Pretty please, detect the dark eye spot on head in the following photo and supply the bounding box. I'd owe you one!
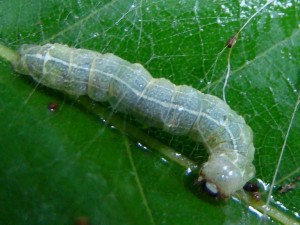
[194,178,219,198]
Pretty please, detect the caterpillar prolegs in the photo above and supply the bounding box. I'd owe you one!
[14,43,255,197]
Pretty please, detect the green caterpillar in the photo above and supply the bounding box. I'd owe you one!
[14,43,255,197]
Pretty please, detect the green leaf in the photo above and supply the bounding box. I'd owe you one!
[0,0,299,224]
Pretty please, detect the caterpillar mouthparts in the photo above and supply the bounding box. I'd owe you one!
[14,43,255,197]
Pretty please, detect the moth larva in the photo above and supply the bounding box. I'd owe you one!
[13,43,255,197]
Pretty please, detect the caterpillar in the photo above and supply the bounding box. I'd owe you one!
[13,43,256,197]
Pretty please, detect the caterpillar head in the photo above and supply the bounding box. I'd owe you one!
[198,153,255,197]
